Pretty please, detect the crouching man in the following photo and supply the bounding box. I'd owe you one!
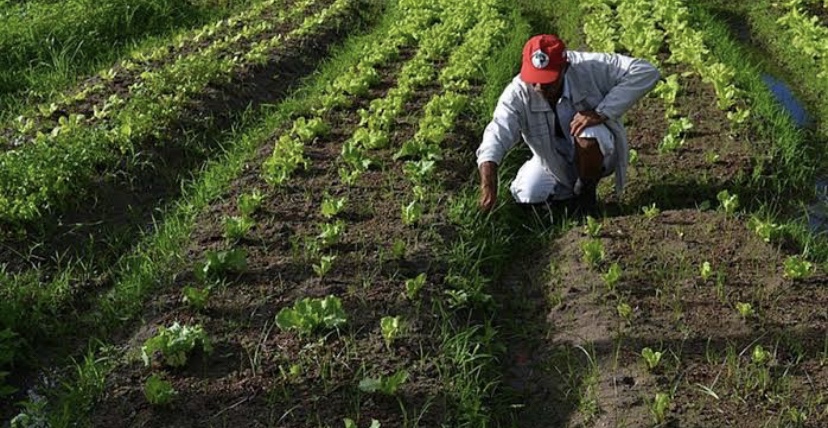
[477,34,660,215]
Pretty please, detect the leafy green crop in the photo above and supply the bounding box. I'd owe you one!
[195,248,247,282]
[141,322,212,368]
[783,255,813,279]
[580,239,605,267]
[224,215,255,241]
[144,374,177,405]
[182,286,210,311]
[380,316,403,346]
[641,347,663,371]
[358,370,408,395]
[238,189,265,218]
[275,295,347,335]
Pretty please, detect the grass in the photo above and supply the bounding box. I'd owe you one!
[0,0,255,119]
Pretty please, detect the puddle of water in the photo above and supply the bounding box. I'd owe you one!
[761,74,812,128]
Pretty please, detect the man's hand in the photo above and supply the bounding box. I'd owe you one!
[479,161,498,212]
[570,110,606,137]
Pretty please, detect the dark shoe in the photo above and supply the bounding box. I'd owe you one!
[576,181,600,218]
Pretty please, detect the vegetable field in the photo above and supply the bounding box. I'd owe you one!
[1,0,826,426]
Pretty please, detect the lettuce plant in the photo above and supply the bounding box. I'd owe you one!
[141,322,212,368]
[275,295,347,335]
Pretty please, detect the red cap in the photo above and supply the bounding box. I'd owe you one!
[520,34,568,84]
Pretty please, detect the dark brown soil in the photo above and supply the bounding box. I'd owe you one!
[85,48,485,425]
[490,46,826,428]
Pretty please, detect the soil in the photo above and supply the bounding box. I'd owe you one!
[84,45,486,425]
[490,45,827,428]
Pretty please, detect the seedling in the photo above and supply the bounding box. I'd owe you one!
[583,215,603,237]
[642,203,660,220]
[195,248,247,282]
[580,239,605,267]
[391,238,407,260]
[747,216,780,243]
[405,273,426,300]
[704,150,720,164]
[700,261,713,282]
[717,190,739,215]
[617,302,633,323]
[238,189,264,217]
[141,322,212,368]
[752,345,771,365]
[344,419,381,428]
[783,255,812,279]
[641,347,663,370]
[321,194,348,219]
[223,216,255,241]
[735,302,754,319]
[182,286,210,310]
[318,220,346,248]
[650,392,671,424]
[629,148,639,165]
[402,200,423,225]
[602,263,621,292]
[358,370,408,395]
[275,295,347,335]
[380,316,403,347]
[312,255,337,278]
[144,374,177,405]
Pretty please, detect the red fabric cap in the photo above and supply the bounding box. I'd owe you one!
[520,34,568,84]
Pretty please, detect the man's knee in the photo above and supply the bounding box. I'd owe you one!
[575,136,599,150]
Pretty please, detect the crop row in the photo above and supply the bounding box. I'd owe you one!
[778,0,828,79]
[0,0,357,224]
[0,0,282,129]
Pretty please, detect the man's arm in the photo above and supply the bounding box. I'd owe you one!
[479,161,498,212]
[591,53,661,120]
[476,81,523,211]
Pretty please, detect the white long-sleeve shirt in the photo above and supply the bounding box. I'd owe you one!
[476,51,660,196]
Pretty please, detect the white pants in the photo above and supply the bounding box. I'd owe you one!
[510,125,617,203]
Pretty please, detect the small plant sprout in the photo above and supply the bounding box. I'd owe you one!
[642,203,660,220]
[223,216,255,241]
[321,194,348,219]
[402,200,423,225]
[629,148,639,165]
[583,215,603,237]
[318,220,346,248]
[141,322,213,368]
[751,345,772,365]
[312,255,337,278]
[380,316,403,347]
[735,302,754,319]
[404,273,426,300]
[650,392,671,424]
[602,262,621,291]
[700,261,713,282]
[144,374,177,405]
[195,248,247,282]
[182,286,210,310]
[641,347,663,371]
[391,238,406,259]
[580,239,605,267]
[358,370,409,395]
[344,418,381,428]
[786,407,808,425]
[275,295,347,335]
[238,189,264,217]
[704,150,720,164]
[747,215,781,243]
[717,190,739,215]
[617,302,633,323]
[783,255,813,280]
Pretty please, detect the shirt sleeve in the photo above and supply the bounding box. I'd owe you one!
[476,82,523,166]
[593,53,660,120]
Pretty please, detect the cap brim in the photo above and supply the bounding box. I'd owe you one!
[520,64,563,84]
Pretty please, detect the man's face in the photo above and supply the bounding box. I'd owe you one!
[530,64,567,102]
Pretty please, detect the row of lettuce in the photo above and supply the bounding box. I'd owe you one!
[0,0,371,413]
[0,0,254,112]
[4,0,516,425]
[0,0,346,223]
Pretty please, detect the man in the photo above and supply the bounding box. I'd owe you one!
[477,34,660,214]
